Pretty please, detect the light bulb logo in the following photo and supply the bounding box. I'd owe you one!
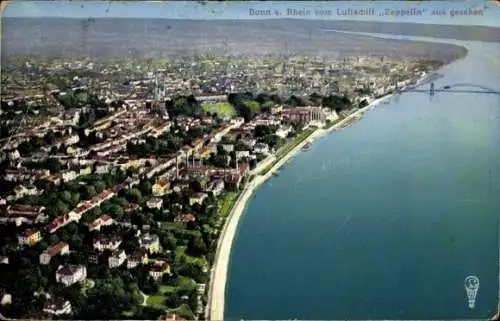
[464,275,480,309]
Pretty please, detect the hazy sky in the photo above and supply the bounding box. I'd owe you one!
[3,1,500,27]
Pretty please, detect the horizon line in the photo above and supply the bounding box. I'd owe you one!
[3,16,500,29]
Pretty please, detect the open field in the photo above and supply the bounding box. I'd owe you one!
[201,103,236,117]
[146,285,176,308]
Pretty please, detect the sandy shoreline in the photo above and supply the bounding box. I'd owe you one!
[206,92,395,321]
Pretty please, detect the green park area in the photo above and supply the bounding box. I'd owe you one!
[218,191,239,218]
[146,285,176,309]
[323,117,344,130]
[201,102,236,117]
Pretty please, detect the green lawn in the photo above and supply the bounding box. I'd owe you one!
[177,276,196,287]
[159,285,176,294]
[201,102,236,117]
[122,310,134,317]
[80,279,94,295]
[218,191,239,218]
[146,294,166,309]
[145,285,176,310]
[176,245,208,266]
[175,246,187,257]
[323,117,344,130]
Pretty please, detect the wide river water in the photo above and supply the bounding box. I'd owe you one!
[225,34,500,320]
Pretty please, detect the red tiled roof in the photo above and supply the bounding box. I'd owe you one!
[125,203,140,212]
[45,222,59,233]
[150,261,169,272]
[46,215,69,232]
[147,198,162,204]
[94,235,121,245]
[22,228,39,237]
[110,183,126,193]
[88,220,101,229]
[174,214,196,223]
[128,250,146,261]
[75,204,90,214]
[100,214,112,222]
[57,265,83,276]
[111,249,125,257]
[45,242,68,257]
[8,204,44,217]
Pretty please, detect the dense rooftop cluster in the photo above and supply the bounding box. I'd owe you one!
[0,55,441,320]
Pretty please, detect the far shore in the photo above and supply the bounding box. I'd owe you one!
[206,91,396,321]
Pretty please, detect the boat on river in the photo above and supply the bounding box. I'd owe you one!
[301,141,312,151]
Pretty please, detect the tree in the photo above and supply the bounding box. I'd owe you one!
[138,181,152,195]
[254,125,273,138]
[219,135,232,145]
[17,140,33,156]
[108,204,124,218]
[83,208,102,223]
[309,92,323,106]
[261,134,281,149]
[70,193,81,207]
[84,186,97,199]
[126,188,142,203]
[46,158,62,173]
[359,99,369,108]
[60,191,72,204]
[321,94,352,111]
[54,200,70,216]
[94,180,106,193]
[286,95,308,107]
[49,234,60,245]
[113,197,129,208]
[189,180,202,194]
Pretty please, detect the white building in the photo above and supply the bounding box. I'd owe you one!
[9,150,20,160]
[55,265,87,286]
[275,125,292,139]
[146,198,163,210]
[127,251,148,269]
[93,235,122,252]
[0,292,11,306]
[108,250,127,268]
[64,134,80,146]
[61,170,77,183]
[95,162,110,174]
[221,144,234,153]
[13,184,39,199]
[253,143,270,155]
[43,298,72,316]
[205,179,225,197]
[235,150,250,159]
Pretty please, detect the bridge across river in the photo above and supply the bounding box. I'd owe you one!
[398,82,500,96]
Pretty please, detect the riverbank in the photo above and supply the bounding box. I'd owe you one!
[206,92,395,321]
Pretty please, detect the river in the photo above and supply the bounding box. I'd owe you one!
[224,33,500,320]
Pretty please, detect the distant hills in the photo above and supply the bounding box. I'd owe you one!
[2,18,498,62]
